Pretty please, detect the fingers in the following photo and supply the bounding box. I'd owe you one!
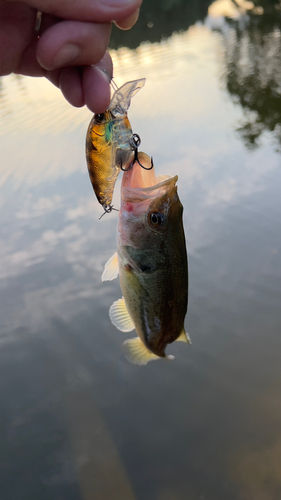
[6,0,143,24]
[83,57,113,113]
[57,65,111,113]
[0,2,36,75]
[37,20,111,71]
[2,0,143,113]
[14,39,45,77]
[58,66,85,108]
[36,18,113,112]
[45,52,113,113]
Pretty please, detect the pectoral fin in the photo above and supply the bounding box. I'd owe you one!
[109,297,135,332]
[176,329,192,344]
[102,252,119,281]
[123,337,160,365]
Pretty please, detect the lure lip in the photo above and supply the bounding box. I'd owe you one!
[109,78,146,115]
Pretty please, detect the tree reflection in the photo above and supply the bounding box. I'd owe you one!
[109,0,212,49]
[223,2,281,149]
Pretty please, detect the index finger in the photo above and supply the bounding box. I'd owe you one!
[5,0,143,23]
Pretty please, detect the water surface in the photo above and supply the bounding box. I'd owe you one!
[1,2,281,499]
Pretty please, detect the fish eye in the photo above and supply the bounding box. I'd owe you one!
[95,113,105,123]
[149,212,164,228]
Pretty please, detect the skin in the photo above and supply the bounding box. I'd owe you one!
[0,0,142,113]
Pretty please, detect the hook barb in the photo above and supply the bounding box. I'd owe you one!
[120,157,134,172]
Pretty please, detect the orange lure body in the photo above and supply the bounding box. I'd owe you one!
[86,79,146,212]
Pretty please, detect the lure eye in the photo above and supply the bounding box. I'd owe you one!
[95,113,105,123]
[149,212,164,228]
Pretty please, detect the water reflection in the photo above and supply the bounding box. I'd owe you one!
[110,0,213,49]
[1,4,281,500]
[219,3,281,148]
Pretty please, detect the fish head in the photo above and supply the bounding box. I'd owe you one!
[118,153,181,249]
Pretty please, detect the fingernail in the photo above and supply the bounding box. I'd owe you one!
[53,44,80,68]
[115,9,140,30]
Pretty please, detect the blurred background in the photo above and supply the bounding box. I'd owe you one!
[1,1,281,499]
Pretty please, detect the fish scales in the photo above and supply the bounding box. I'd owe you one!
[103,152,190,365]
[118,174,188,356]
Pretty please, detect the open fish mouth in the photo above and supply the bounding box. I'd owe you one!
[121,153,178,203]
[122,175,178,203]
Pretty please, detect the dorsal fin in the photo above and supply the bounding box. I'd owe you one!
[109,297,135,332]
[101,252,119,281]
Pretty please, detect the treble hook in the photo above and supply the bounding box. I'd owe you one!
[135,150,154,170]
[99,205,119,220]
[120,159,133,172]
[120,134,154,171]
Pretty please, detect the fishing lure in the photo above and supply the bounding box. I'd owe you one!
[85,79,146,216]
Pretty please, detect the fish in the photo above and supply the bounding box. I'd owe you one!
[102,153,190,365]
[85,79,146,214]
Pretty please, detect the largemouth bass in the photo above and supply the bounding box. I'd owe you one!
[102,153,190,365]
[85,79,145,214]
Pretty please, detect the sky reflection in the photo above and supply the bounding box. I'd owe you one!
[1,7,281,500]
[0,16,280,333]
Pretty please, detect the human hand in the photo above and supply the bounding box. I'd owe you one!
[0,0,142,113]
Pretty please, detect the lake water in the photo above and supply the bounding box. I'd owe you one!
[1,1,281,499]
